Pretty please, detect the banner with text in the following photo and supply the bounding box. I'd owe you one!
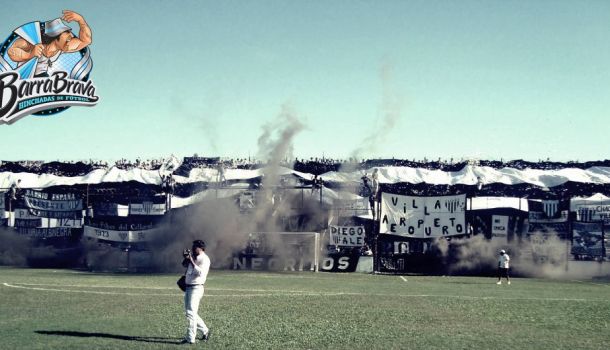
[329,226,365,247]
[13,208,83,227]
[24,189,82,211]
[380,193,466,238]
[572,204,610,225]
[83,225,154,243]
[16,227,75,238]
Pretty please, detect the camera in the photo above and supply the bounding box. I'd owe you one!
[183,248,191,258]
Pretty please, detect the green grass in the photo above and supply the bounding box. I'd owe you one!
[0,267,609,350]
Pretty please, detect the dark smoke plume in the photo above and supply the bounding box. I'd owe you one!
[0,227,28,266]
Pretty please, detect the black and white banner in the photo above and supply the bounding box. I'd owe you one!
[129,202,166,216]
[329,226,365,247]
[16,227,74,238]
[83,225,154,243]
[571,222,604,257]
[572,204,610,224]
[94,202,129,217]
[528,199,569,223]
[380,193,466,237]
[24,189,82,211]
[13,208,82,228]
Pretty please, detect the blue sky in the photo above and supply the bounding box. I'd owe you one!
[1,0,609,162]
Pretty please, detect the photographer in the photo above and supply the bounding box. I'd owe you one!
[181,240,211,344]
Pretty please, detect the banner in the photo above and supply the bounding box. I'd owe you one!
[16,227,73,238]
[14,207,82,220]
[94,202,129,217]
[380,193,466,237]
[129,202,166,216]
[491,215,509,235]
[87,218,156,232]
[329,225,365,247]
[571,222,604,257]
[13,208,82,227]
[23,189,82,211]
[319,253,360,272]
[570,194,610,224]
[528,199,569,223]
[231,253,317,272]
[83,225,153,243]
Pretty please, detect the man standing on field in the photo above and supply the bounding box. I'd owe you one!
[497,249,510,285]
[181,240,211,344]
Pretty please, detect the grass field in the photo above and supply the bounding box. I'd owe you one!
[0,267,609,350]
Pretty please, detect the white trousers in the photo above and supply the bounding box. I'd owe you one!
[184,285,208,342]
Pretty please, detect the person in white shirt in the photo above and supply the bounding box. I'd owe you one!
[181,240,211,344]
[497,249,511,285]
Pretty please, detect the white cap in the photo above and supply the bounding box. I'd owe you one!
[44,18,72,38]
[500,249,506,254]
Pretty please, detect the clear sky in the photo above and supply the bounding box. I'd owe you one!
[1,0,609,162]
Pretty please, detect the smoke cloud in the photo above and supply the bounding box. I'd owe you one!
[350,62,403,160]
[437,231,609,278]
[139,104,312,272]
[0,227,28,266]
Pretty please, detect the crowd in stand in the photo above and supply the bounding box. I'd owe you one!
[113,158,165,171]
[2,157,610,178]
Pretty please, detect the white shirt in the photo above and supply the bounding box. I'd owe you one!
[499,254,510,269]
[185,252,210,285]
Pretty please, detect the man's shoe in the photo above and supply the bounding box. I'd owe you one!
[201,329,211,342]
[507,281,511,285]
[496,281,501,285]
[180,339,195,345]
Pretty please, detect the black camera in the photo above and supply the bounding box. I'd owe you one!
[183,248,191,258]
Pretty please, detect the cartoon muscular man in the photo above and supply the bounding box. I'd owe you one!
[7,10,92,77]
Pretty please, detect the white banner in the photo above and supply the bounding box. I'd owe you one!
[380,193,466,238]
[13,208,82,228]
[572,204,610,224]
[491,215,509,235]
[83,225,153,242]
[329,226,365,247]
[129,202,166,216]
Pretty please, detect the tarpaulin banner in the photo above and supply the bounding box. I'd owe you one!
[129,202,166,216]
[23,189,82,211]
[16,227,74,238]
[380,193,466,237]
[570,195,610,224]
[93,202,129,217]
[13,208,83,226]
[571,222,604,257]
[329,225,365,247]
[83,225,153,243]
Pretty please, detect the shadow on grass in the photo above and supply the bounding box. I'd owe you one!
[35,330,183,345]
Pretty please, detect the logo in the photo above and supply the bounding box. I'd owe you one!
[0,10,98,124]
